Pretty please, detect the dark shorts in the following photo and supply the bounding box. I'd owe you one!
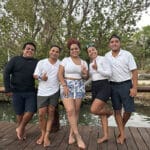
[37,90,60,109]
[12,92,37,115]
[110,80,135,112]
[92,79,111,103]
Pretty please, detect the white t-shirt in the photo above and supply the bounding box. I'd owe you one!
[60,57,88,79]
[89,56,112,81]
[34,58,60,96]
[105,49,137,82]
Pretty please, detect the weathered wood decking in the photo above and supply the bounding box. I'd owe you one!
[0,121,150,150]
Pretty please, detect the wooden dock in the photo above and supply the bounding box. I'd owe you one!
[0,121,150,150]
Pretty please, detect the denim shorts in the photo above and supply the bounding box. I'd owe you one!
[92,79,111,102]
[60,79,85,100]
[12,92,37,115]
[110,80,135,112]
[37,90,60,109]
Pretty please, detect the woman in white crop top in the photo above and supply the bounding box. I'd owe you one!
[58,38,88,149]
[87,45,113,144]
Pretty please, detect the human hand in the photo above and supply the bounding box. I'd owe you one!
[92,60,97,70]
[63,85,69,98]
[130,88,137,97]
[81,63,88,77]
[41,72,48,81]
[5,92,13,97]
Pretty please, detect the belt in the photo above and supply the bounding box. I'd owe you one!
[110,80,131,85]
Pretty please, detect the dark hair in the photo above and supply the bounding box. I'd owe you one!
[50,45,62,52]
[67,38,81,49]
[22,42,36,51]
[109,34,121,41]
[86,44,96,50]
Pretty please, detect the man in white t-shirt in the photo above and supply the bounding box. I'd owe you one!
[33,45,61,147]
[105,35,138,144]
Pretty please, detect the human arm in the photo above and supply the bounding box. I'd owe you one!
[130,69,138,97]
[3,58,15,93]
[128,53,138,97]
[58,65,69,96]
[33,73,48,81]
[96,57,112,78]
[81,60,89,79]
[33,61,48,81]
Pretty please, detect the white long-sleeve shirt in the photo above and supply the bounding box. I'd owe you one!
[89,56,112,81]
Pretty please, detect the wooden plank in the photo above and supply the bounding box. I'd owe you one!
[85,126,98,150]
[137,86,150,92]
[114,127,128,150]
[0,121,30,150]
[0,122,16,144]
[67,125,91,150]
[138,127,150,150]
[1,86,150,94]
[52,125,69,150]
[125,127,138,150]
[51,126,68,147]
[7,124,37,150]
[97,126,108,150]
[0,122,150,150]
[146,128,150,136]
[24,125,69,150]
[0,122,16,140]
[0,122,15,135]
[107,126,118,150]
[129,127,148,150]
[47,126,69,150]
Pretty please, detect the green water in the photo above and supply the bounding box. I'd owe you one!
[0,102,150,127]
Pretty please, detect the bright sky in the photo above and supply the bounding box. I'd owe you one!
[136,7,150,29]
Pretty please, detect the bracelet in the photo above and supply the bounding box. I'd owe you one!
[38,76,42,81]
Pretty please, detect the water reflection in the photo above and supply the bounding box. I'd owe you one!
[0,102,150,127]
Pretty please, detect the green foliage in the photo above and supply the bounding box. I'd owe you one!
[0,73,3,86]
[0,0,150,70]
[128,26,150,71]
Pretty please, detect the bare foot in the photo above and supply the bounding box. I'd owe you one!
[117,136,126,144]
[117,134,126,140]
[36,135,44,145]
[76,135,86,149]
[23,132,27,140]
[97,137,108,144]
[43,136,51,147]
[69,135,76,144]
[16,128,23,140]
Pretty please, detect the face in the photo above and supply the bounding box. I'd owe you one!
[23,44,35,58]
[69,44,80,57]
[109,37,121,52]
[49,46,60,60]
[87,46,98,60]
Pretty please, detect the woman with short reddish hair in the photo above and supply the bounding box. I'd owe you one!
[58,38,88,149]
